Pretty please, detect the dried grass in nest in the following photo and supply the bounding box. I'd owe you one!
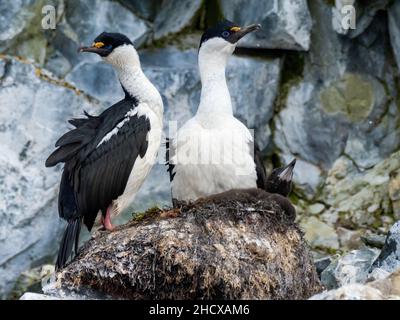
[57,188,322,299]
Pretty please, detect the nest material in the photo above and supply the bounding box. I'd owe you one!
[57,188,322,299]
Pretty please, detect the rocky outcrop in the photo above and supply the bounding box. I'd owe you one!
[320,248,379,289]
[371,221,400,275]
[310,269,400,300]
[284,0,400,256]
[153,0,203,40]
[311,219,400,300]
[0,55,100,299]
[220,0,312,50]
[50,189,322,300]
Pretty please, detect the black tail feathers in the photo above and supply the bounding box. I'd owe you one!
[56,218,82,270]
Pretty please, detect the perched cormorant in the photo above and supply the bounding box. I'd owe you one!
[46,32,163,269]
[167,20,268,203]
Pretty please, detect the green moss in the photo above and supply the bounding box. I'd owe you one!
[132,206,161,222]
[7,0,52,65]
[289,192,301,206]
[320,73,374,122]
[317,246,341,256]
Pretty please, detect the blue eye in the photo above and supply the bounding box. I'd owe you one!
[104,44,113,50]
[222,31,230,38]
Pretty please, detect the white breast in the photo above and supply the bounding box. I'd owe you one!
[170,114,257,202]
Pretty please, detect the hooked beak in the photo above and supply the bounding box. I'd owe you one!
[78,46,111,57]
[230,23,261,43]
[278,158,296,182]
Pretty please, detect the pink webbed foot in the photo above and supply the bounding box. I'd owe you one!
[102,206,115,231]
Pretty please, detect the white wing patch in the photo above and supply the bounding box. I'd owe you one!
[96,105,148,149]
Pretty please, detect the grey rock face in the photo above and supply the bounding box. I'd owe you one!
[274,0,399,200]
[310,269,400,300]
[0,0,36,50]
[320,248,380,290]
[153,0,203,40]
[332,0,390,37]
[64,0,149,46]
[388,0,400,69]
[315,256,333,277]
[321,152,399,232]
[310,283,385,300]
[65,61,124,106]
[46,0,149,76]
[220,0,312,50]
[117,0,161,21]
[371,222,400,274]
[0,56,101,299]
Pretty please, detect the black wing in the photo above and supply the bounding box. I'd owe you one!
[254,142,267,190]
[46,98,150,231]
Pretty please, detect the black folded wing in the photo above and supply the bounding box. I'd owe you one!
[46,99,150,230]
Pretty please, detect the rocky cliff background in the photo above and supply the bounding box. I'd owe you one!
[0,0,400,299]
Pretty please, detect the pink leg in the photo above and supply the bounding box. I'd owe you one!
[102,206,114,231]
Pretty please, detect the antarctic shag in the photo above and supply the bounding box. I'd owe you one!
[46,32,163,269]
[167,20,266,202]
[166,20,297,204]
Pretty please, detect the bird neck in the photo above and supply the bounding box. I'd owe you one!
[196,51,233,117]
[116,62,163,118]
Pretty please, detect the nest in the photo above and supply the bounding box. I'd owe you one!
[56,188,322,299]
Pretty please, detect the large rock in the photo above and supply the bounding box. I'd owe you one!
[275,3,396,164]
[332,0,390,37]
[310,269,400,300]
[220,0,312,50]
[388,0,400,69]
[153,0,203,40]
[117,0,161,21]
[52,189,322,299]
[300,216,339,251]
[45,0,149,76]
[0,0,38,51]
[274,0,400,204]
[321,152,399,232]
[0,56,101,299]
[371,221,400,274]
[0,0,64,64]
[320,248,379,289]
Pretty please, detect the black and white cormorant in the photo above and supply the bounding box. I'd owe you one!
[167,20,267,203]
[46,32,163,269]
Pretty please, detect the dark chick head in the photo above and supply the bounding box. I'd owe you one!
[79,32,139,68]
[199,20,261,53]
[265,159,296,197]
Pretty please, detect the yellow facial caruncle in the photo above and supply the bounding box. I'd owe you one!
[230,26,241,32]
[92,42,105,48]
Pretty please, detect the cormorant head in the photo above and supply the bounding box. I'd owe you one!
[265,159,296,197]
[79,32,139,69]
[199,20,261,57]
